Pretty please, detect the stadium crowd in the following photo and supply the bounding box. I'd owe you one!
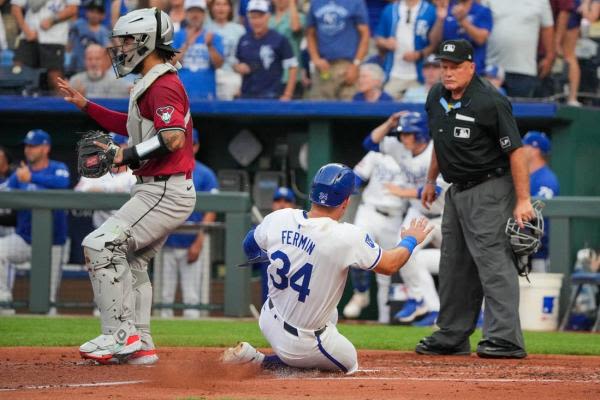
[1,0,599,103]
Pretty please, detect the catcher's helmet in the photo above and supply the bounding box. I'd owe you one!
[392,112,429,143]
[108,8,177,78]
[309,163,355,207]
[523,131,551,154]
[505,200,545,257]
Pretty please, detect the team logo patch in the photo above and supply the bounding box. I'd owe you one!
[500,136,511,148]
[318,192,328,203]
[365,234,375,249]
[156,106,175,124]
[454,126,470,139]
[443,43,455,52]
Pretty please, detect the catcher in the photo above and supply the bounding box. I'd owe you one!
[57,8,196,365]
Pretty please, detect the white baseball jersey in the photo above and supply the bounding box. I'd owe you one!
[254,208,382,330]
[379,137,445,215]
[354,151,408,213]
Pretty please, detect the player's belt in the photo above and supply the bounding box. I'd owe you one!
[361,203,403,217]
[136,175,172,184]
[268,298,327,337]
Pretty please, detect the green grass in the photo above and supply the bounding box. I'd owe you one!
[0,316,599,355]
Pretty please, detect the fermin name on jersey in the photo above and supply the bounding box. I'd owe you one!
[281,230,316,255]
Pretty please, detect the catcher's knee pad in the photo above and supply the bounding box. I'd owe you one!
[82,221,131,271]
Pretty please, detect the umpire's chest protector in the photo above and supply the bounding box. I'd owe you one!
[126,63,179,148]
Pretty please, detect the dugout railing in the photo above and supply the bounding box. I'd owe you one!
[0,192,599,320]
[0,190,252,317]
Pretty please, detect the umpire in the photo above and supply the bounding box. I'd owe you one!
[417,39,535,359]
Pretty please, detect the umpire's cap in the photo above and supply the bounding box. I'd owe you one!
[309,163,355,207]
[436,39,473,63]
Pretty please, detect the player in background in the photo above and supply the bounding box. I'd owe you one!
[160,128,218,318]
[0,130,70,316]
[343,151,408,324]
[363,112,444,326]
[523,131,559,273]
[223,163,433,373]
[57,8,196,365]
[0,146,16,239]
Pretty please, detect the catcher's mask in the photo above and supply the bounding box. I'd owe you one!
[108,7,177,78]
[505,200,545,257]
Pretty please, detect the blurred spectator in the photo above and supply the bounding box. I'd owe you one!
[375,0,442,100]
[11,0,80,93]
[208,0,245,99]
[76,0,112,28]
[0,130,70,315]
[0,0,7,50]
[110,0,162,27]
[435,0,492,74]
[238,0,250,25]
[173,0,224,100]
[366,0,388,34]
[483,64,506,95]
[352,63,393,102]
[234,0,298,99]
[0,146,16,239]
[551,0,582,106]
[485,0,555,98]
[269,0,305,98]
[523,131,560,273]
[580,0,600,22]
[74,133,135,229]
[306,0,370,100]
[68,43,130,98]
[160,129,218,319]
[68,0,110,74]
[272,186,296,210]
[169,0,186,32]
[402,54,441,103]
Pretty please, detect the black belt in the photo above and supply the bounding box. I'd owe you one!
[136,174,172,184]
[268,298,326,337]
[453,168,506,192]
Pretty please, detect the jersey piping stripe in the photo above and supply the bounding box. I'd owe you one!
[367,247,382,270]
[131,181,167,228]
[316,335,348,373]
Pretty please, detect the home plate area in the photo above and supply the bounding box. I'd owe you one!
[0,348,599,399]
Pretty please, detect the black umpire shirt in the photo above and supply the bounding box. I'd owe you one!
[425,75,522,184]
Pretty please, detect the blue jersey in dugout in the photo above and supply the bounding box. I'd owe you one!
[530,165,560,260]
[173,29,225,100]
[7,160,70,245]
[164,161,218,248]
[306,0,369,61]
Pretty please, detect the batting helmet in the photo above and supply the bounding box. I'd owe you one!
[309,163,355,207]
[392,112,429,143]
[505,200,545,257]
[109,8,177,78]
[523,131,551,154]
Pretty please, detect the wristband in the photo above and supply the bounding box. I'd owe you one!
[353,58,361,66]
[398,236,418,255]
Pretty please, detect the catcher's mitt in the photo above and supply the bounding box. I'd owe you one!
[77,130,119,178]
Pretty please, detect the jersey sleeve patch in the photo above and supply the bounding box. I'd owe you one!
[156,106,175,124]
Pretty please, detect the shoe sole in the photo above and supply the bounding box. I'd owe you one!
[126,349,159,365]
[415,346,471,356]
[396,306,428,323]
[476,351,527,359]
[80,336,142,363]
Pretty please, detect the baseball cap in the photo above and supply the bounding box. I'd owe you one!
[436,39,473,63]
[273,187,295,203]
[523,131,551,154]
[485,64,505,81]
[423,54,440,67]
[192,128,199,145]
[247,0,270,13]
[110,132,128,146]
[184,0,206,11]
[23,129,51,146]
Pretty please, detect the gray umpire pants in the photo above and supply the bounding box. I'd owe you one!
[430,174,525,350]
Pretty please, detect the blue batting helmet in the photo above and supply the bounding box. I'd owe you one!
[523,131,550,154]
[309,163,355,207]
[392,112,429,142]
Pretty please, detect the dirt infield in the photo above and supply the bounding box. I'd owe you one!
[1,347,599,399]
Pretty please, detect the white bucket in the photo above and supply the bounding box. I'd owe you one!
[518,273,564,331]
